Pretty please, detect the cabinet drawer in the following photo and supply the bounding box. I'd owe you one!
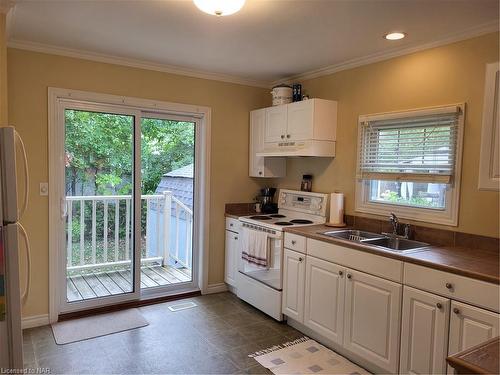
[225,217,240,232]
[284,233,306,253]
[404,263,500,312]
[307,239,403,282]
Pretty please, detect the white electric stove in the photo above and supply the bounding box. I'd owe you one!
[236,189,329,321]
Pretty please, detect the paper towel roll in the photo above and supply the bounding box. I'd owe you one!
[329,192,345,225]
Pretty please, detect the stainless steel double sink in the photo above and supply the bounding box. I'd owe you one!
[321,229,429,253]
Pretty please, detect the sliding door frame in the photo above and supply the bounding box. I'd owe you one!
[48,88,211,322]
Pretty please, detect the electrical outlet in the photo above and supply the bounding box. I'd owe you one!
[40,182,49,196]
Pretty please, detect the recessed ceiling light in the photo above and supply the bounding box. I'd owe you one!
[384,32,406,41]
[193,0,246,16]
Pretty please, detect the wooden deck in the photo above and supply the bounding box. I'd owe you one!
[66,265,192,302]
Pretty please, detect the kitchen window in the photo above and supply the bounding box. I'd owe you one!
[355,104,465,226]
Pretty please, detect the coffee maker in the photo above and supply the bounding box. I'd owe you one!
[258,187,278,214]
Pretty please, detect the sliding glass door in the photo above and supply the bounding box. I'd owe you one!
[60,102,198,312]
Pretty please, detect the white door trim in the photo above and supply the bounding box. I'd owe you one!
[48,87,211,323]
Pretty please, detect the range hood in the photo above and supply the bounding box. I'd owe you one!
[257,139,336,157]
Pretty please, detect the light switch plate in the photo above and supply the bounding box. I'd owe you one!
[39,182,49,196]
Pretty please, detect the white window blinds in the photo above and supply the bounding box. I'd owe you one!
[357,105,462,183]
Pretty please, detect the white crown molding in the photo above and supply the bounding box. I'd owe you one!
[272,20,500,86]
[7,39,272,88]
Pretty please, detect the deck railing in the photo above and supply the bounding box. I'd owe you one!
[65,192,193,273]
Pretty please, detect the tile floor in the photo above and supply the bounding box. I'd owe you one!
[23,292,304,374]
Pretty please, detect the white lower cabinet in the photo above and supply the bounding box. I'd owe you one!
[400,286,450,374]
[282,248,306,322]
[224,229,239,287]
[304,256,345,345]
[279,236,500,375]
[448,300,499,355]
[343,268,402,374]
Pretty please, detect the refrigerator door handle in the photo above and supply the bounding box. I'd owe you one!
[14,130,29,220]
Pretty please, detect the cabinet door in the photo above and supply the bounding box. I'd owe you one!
[249,109,265,177]
[287,100,313,141]
[224,230,239,287]
[400,286,450,374]
[344,269,402,374]
[264,105,287,143]
[304,256,345,345]
[448,301,499,356]
[282,248,306,322]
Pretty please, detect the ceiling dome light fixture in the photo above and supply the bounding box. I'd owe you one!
[384,32,406,41]
[193,0,246,16]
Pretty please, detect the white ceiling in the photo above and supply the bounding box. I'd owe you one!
[7,0,500,86]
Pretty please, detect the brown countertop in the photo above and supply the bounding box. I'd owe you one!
[447,337,499,374]
[283,224,500,284]
[224,203,256,219]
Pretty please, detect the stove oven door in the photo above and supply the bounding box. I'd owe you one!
[238,226,283,291]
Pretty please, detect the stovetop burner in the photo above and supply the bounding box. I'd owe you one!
[249,215,272,220]
[269,214,286,218]
[274,222,293,226]
[290,219,314,224]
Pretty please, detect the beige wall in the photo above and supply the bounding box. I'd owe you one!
[0,13,7,124]
[7,48,269,317]
[275,32,500,238]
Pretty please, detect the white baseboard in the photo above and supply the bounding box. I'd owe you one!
[204,282,228,294]
[22,314,50,330]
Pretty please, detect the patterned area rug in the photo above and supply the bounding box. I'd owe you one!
[249,337,369,374]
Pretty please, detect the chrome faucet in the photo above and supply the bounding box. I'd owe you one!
[386,213,411,239]
[389,213,399,235]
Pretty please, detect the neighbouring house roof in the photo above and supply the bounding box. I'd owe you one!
[164,163,193,179]
[155,163,194,209]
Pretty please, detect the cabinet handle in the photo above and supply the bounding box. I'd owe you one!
[234,236,238,240]
[453,307,460,314]
[445,283,453,290]
[298,257,303,262]
[436,303,442,309]
[347,273,352,279]
[338,270,343,276]
[286,134,291,138]
[291,240,297,245]
[281,135,285,139]
[258,171,262,175]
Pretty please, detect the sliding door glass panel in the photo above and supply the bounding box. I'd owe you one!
[64,109,136,303]
[140,117,195,289]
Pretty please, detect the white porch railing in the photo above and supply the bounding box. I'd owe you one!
[65,192,193,273]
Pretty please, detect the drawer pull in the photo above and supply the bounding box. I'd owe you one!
[338,270,343,276]
[234,236,238,240]
[436,303,442,309]
[347,273,352,279]
[445,283,453,290]
[453,307,460,314]
[291,240,297,245]
[230,223,233,227]
[298,257,303,262]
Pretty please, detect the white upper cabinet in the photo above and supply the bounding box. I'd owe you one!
[400,286,450,375]
[249,108,286,178]
[343,268,402,374]
[259,99,337,157]
[265,105,288,143]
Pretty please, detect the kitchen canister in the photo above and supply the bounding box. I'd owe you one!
[271,84,293,106]
[326,192,346,227]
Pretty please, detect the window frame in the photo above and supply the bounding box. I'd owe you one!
[355,104,465,226]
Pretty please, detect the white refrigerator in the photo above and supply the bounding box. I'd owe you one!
[0,126,29,369]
